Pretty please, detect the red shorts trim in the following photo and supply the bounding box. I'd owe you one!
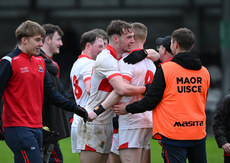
[85,145,96,152]
[119,142,129,149]
[113,129,118,134]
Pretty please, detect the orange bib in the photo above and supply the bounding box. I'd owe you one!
[152,62,210,140]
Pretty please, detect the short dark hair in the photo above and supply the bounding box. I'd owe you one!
[42,24,64,40]
[80,30,102,51]
[106,20,132,37]
[91,28,109,43]
[15,20,45,44]
[171,28,195,51]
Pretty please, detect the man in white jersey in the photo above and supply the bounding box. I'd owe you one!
[89,22,157,163]
[76,20,148,163]
[116,22,156,163]
[91,28,109,48]
[70,30,106,154]
[90,29,120,163]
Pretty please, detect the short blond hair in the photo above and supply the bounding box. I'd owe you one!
[131,22,147,43]
[15,20,45,44]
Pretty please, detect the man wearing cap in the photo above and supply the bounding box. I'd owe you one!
[155,35,174,162]
[155,36,173,65]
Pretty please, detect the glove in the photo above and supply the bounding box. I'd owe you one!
[0,123,5,141]
[143,83,151,95]
[73,105,88,123]
[124,49,148,64]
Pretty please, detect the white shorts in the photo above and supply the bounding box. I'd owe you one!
[118,128,152,150]
[76,119,113,154]
[111,133,119,155]
[71,127,81,153]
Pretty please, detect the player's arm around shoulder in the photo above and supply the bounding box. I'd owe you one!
[146,49,160,61]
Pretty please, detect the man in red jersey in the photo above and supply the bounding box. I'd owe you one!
[0,20,87,163]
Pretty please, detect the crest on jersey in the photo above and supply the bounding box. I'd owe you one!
[38,64,44,72]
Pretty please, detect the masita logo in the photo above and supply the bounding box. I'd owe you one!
[174,121,203,127]
[38,65,44,72]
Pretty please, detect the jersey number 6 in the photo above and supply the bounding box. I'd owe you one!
[73,75,83,99]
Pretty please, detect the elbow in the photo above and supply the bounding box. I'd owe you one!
[149,54,160,61]
[146,49,160,61]
[155,55,160,61]
[116,90,126,96]
[114,87,127,96]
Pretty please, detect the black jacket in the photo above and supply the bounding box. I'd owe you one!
[213,93,230,148]
[41,51,71,145]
